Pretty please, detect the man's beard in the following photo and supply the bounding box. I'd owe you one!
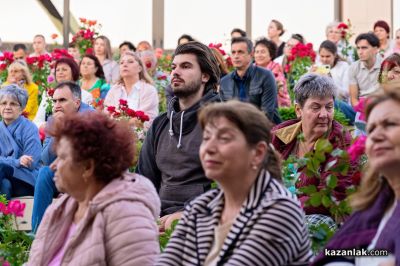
[172,78,203,98]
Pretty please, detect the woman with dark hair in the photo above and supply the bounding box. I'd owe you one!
[159,101,312,265]
[378,53,400,83]
[177,34,195,46]
[374,20,395,59]
[315,40,350,101]
[28,111,160,265]
[267,19,286,57]
[33,57,93,128]
[254,37,291,106]
[313,89,400,265]
[79,54,110,108]
[94,35,119,84]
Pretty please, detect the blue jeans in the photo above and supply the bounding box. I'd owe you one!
[31,166,58,233]
[0,162,34,199]
[334,100,356,125]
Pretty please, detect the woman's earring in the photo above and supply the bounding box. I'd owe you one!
[251,163,257,170]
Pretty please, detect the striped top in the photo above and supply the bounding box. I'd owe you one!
[157,170,313,266]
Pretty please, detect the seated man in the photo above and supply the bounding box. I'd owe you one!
[31,81,93,232]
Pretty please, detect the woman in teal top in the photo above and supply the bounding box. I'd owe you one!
[79,54,110,108]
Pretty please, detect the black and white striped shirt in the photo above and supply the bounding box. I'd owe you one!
[157,170,313,266]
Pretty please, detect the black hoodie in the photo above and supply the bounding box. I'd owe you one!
[136,90,222,216]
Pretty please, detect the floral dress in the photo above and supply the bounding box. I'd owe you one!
[79,78,110,107]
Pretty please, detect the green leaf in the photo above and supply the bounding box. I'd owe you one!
[310,192,322,207]
[322,195,332,207]
[314,151,326,163]
[326,175,338,189]
[315,139,333,153]
[298,185,317,195]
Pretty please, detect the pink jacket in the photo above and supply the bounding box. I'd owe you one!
[28,173,161,266]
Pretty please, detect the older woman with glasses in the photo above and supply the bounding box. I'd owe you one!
[0,85,41,199]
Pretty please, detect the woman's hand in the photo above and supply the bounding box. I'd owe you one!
[159,211,182,232]
[20,155,33,168]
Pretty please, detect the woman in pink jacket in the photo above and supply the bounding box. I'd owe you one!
[28,111,160,266]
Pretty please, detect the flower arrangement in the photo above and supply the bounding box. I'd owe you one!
[156,51,173,74]
[0,51,15,83]
[25,53,53,100]
[281,137,365,253]
[337,19,356,61]
[0,196,33,266]
[72,18,101,57]
[285,43,316,99]
[106,99,150,169]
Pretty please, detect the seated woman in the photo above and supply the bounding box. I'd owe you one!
[28,111,160,265]
[313,89,400,265]
[378,53,400,83]
[159,101,312,265]
[94,35,119,84]
[3,60,38,120]
[0,85,41,199]
[104,51,159,125]
[272,74,353,217]
[79,54,110,108]
[254,37,291,107]
[33,57,93,128]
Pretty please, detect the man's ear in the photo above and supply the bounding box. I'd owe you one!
[202,73,210,83]
[295,103,302,118]
[74,98,81,110]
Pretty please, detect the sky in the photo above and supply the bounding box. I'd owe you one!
[1,0,398,52]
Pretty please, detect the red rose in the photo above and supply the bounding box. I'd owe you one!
[351,171,361,186]
[79,18,87,23]
[107,106,116,113]
[85,48,94,55]
[119,99,128,106]
[145,61,152,69]
[88,20,97,26]
[47,88,55,97]
[0,63,7,70]
[158,75,167,80]
[338,23,348,29]
[126,108,136,118]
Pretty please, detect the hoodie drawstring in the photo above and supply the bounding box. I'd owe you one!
[168,110,185,149]
[177,111,185,149]
[169,111,174,136]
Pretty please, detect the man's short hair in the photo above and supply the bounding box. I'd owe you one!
[231,37,253,54]
[355,33,380,48]
[231,28,247,37]
[55,81,82,100]
[13,43,27,52]
[173,41,220,93]
[33,34,46,41]
[119,41,136,52]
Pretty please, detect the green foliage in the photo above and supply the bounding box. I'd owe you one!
[308,223,336,254]
[159,219,179,252]
[0,195,33,266]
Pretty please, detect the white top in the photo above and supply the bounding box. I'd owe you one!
[33,89,93,128]
[331,61,350,101]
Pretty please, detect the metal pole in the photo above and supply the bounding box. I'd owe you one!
[245,0,252,39]
[152,0,164,48]
[63,0,70,48]
[334,0,342,22]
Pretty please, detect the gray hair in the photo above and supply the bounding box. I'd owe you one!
[0,84,29,110]
[294,73,337,107]
[325,21,340,36]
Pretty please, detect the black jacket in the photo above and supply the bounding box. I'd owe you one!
[220,64,281,124]
[136,90,222,216]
